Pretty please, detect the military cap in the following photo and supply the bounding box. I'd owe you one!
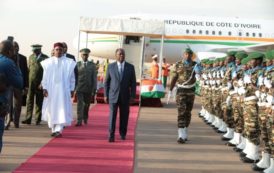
[247,52,265,60]
[80,48,91,54]
[31,44,42,50]
[235,51,248,60]
[184,48,193,54]
[265,50,274,60]
[227,51,237,56]
[241,57,250,65]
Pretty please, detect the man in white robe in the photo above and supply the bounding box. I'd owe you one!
[41,42,76,137]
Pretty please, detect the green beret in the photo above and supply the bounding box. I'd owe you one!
[247,52,265,60]
[184,48,193,54]
[80,48,91,54]
[201,59,208,64]
[31,44,42,50]
[265,50,274,60]
[227,51,237,56]
[207,60,214,65]
[235,51,248,61]
[241,57,250,65]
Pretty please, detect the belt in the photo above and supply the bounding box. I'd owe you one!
[244,96,257,102]
[177,83,195,89]
[229,90,238,95]
[257,102,267,107]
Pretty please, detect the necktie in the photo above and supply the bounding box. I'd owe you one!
[119,64,123,81]
[84,62,87,68]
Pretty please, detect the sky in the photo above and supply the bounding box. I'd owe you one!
[0,0,273,57]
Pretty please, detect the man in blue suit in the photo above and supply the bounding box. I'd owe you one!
[104,48,136,142]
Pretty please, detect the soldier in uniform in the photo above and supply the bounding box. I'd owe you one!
[241,52,264,163]
[75,48,97,126]
[211,57,226,130]
[253,50,274,171]
[22,45,48,125]
[227,51,248,146]
[221,51,236,140]
[169,48,200,144]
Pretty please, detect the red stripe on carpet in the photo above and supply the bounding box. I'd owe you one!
[13,104,139,173]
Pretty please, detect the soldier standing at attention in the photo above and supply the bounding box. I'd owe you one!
[75,48,97,126]
[22,45,48,125]
[241,52,264,163]
[169,48,201,144]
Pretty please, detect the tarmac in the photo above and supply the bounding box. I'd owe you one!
[0,98,257,173]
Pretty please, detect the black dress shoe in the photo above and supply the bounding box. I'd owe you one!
[241,156,258,163]
[54,132,62,138]
[233,147,242,152]
[120,136,126,140]
[35,121,41,125]
[75,122,82,127]
[226,142,236,147]
[109,137,115,142]
[222,137,231,141]
[14,123,19,128]
[177,138,185,144]
[51,132,56,137]
[84,120,88,125]
[240,151,247,158]
[252,163,266,171]
[217,130,226,133]
[22,120,31,124]
[4,125,9,130]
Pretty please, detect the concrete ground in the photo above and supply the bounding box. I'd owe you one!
[134,98,257,173]
[0,99,258,173]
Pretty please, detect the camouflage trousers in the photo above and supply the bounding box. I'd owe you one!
[266,108,274,157]
[204,88,211,113]
[243,100,260,145]
[232,96,244,133]
[207,89,213,114]
[258,105,271,154]
[200,87,206,109]
[212,88,222,118]
[176,88,195,128]
[221,93,233,128]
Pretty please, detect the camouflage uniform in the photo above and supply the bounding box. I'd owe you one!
[172,60,197,128]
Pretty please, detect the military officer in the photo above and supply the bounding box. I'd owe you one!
[169,48,200,144]
[75,48,97,126]
[22,44,48,125]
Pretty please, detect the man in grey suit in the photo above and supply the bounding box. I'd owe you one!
[75,48,97,126]
[104,48,136,142]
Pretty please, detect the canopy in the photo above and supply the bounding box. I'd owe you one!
[79,17,165,37]
[78,17,166,83]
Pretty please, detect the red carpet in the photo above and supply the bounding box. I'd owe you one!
[13,104,139,173]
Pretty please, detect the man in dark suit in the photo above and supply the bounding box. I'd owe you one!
[5,42,28,129]
[62,42,75,61]
[104,48,136,142]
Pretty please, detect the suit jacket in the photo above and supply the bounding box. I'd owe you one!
[66,53,75,61]
[15,54,28,88]
[75,61,97,94]
[104,61,136,104]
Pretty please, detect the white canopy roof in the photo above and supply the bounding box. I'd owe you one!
[79,17,165,37]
